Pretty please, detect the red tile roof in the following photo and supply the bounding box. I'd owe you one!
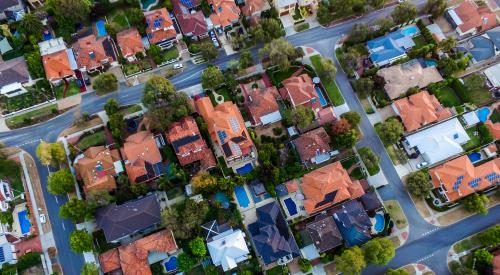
[293,127,331,163]
[281,74,320,110]
[176,11,208,36]
[42,50,74,82]
[208,0,241,28]
[144,8,177,44]
[116,28,145,58]
[121,131,162,183]
[241,0,267,16]
[73,34,111,71]
[317,107,337,126]
[74,146,119,194]
[166,116,216,169]
[453,0,497,33]
[485,120,500,140]
[242,85,280,125]
[99,248,121,273]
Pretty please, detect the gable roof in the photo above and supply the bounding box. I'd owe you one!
[360,192,383,212]
[333,200,372,247]
[172,0,208,37]
[116,28,145,58]
[293,127,331,163]
[121,131,162,183]
[450,0,497,34]
[208,0,241,28]
[485,120,500,140]
[301,161,365,214]
[95,194,161,242]
[244,85,281,125]
[241,0,269,16]
[0,57,30,87]
[73,34,112,70]
[367,27,415,65]
[144,8,177,44]
[306,214,342,253]
[394,90,452,132]
[281,74,319,109]
[207,229,250,271]
[42,50,74,81]
[430,156,500,202]
[377,59,443,99]
[99,248,121,273]
[74,146,119,194]
[468,35,496,62]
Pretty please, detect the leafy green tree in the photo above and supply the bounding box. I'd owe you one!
[45,0,92,23]
[338,47,361,77]
[438,57,460,76]
[358,147,380,176]
[80,262,99,275]
[334,246,366,275]
[108,113,124,141]
[405,170,431,198]
[130,183,148,197]
[69,229,93,253]
[47,169,74,195]
[341,112,361,128]
[189,237,207,258]
[478,124,493,144]
[161,199,210,239]
[177,252,196,272]
[464,193,489,215]
[368,0,384,8]
[191,172,218,193]
[125,8,146,34]
[201,66,225,90]
[299,258,312,272]
[147,44,164,64]
[473,249,493,266]
[425,0,447,19]
[250,18,283,43]
[86,190,114,210]
[363,238,395,265]
[199,41,218,62]
[391,2,417,25]
[36,142,66,166]
[438,37,456,53]
[315,56,337,79]
[92,73,118,95]
[0,211,14,226]
[352,78,374,99]
[378,118,404,145]
[464,75,488,100]
[16,252,42,272]
[104,98,119,116]
[259,38,302,70]
[25,50,45,79]
[239,50,254,69]
[386,269,409,275]
[478,225,500,247]
[374,17,395,33]
[59,197,92,223]
[18,13,43,38]
[283,105,315,128]
[348,23,370,44]
[335,129,359,149]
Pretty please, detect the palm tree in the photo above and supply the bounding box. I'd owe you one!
[18,13,43,38]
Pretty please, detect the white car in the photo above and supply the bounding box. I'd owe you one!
[416,162,428,169]
[173,63,183,69]
[40,214,46,224]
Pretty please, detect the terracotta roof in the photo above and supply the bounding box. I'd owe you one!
[394,91,453,132]
[166,116,216,169]
[485,120,500,140]
[121,131,162,183]
[293,127,331,163]
[195,97,254,161]
[173,1,208,37]
[42,50,74,82]
[208,0,241,28]
[317,106,337,126]
[453,0,497,33]
[73,34,111,71]
[430,156,500,202]
[144,8,177,44]
[116,28,145,58]
[99,248,121,273]
[241,0,268,16]
[285,180,299,193]
[243,85,280,125]
[74,146,119,194]
[301,162,365,214]
[281,74,320,109]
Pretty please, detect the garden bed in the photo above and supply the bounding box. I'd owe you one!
[123,63,141,76]
[310,55,345,106]
[453,234,481,253]
[6,104,59,129]
[294,22,309,32]
[384,200,407,230]
[3,81,54,112]
[118,104,142,116]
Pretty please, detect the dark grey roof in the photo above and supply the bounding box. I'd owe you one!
[95,194,161,242]
[248,202,300,265]
[469,36,495,62]
[275,184,288,197]
[306,214,342,253]
[333,200,372,247]
[171,134,200,153]
[201,220,231,241]
[0,0,19,10]
[250,179,266,196]
[486,26,500,50]
[0,57,30,87]
[360,192,383,212]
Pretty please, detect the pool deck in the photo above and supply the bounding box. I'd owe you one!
[11,202,29,238]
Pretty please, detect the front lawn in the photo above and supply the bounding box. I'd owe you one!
[118,104,142,116]
[453,234,481,253]
[163,47,179,61]
[4,90,53,113]
[384,200,408,230]
[6,104,58,129]
[122,63,141,76]
[310,55,345,106]
[463,75,494,106]
[432,86,462,107]
[412,35,427,49]
[76,131,106,151]
[267,67,299,86]
[386,145,408,165]
[54,80,80,99]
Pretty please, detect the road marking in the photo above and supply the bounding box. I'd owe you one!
[421,228,439,236]
[54,196,58,204]
[16,138,42,148]
[416,254,434,263]
[61,222,65,231]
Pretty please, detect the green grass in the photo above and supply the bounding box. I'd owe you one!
[294,22,309,32]
[433,86,462,107]
[386,145,407,165]
[341,156,358,170]
[76,131,106,151]
[266,265,288,275]
[122,63,141,76]
[462,126,481,151]
[453,234,481,253]
[490,108,499,123]
[0,159,23,193]
[163,47,179,61]
[6,104,57,129]
[208,88,232,105]
[350,167,366,180]
[267,67,298,86]
[464,75,494,106]
[310,55,345,106]
[384,200,408,230]
[412,35,427,49]
[54,80,80,99]
[118,104,142,116]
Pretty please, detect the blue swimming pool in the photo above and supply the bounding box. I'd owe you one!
[18,210,31,235]
[315,86,327,107]
[284,198,297,216]
[476,107,490,122]
[214,192,230,209]
[96,20,107,37]
[141,0,158,10]
[234,186,250,208]
[164,256,177,272]
[400,25,419,37]
[373,213,385,233]
[236,163,253,175]
[468,152,482,163]
[424,59,437,67]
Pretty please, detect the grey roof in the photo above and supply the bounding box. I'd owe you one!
[95,194,161,242]
[0,0,19,10]
[360,192,383,212]
[306,214,342,253]
[333,200,372,247]
[0,57,30,87]
[486,26,500,50]
[469,36,495,62]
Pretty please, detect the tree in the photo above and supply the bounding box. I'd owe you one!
[378,118,404,145]
[59,197,92,223]
[405,170,431,198]
[25,50,45,79]
[36,142,66,166]
[331,118,352,134]
[108,113,124,141]
[341,111,361,128]
[147,44,164,64]
[86,190,114,210]
[473,249,493,266]
[104,98,119,116]
[478,124,493,144]
[259,38,301,70]
[334,246,366,275]
[348,23,370,44]
[352,78,374,99]
[438,37,456,53]
[0,211,13,226]
[250,18,283,43]
[315,56,337,79]
[47,169,74,195]
[478,225,500,247]
[452,265,478,275]
[391,2,417,25]
[69,229,93,253]
[463,193,489,215]
[201,66,225,90]
[239,50,253,69]
[130,183,148,197]
[161,199,210,239]
[374,17,395,33]
[189,237,207,258]
[368,0,384,9]
[358,147,380,176]
[298,259,312,272]
[191,172,218,193]
[125,8,146,34]
[18,13,43,38]
[335,129,359,149]
[45,0,92,23]
[386,269,409,275]
[283,105,315,128]
[425,0,447,19]
[80,262,99,275]
[199,41,218,62]
[438,57,460,76]
[92,73,118,95]
[177,252,196,272]
[363,238,395,265]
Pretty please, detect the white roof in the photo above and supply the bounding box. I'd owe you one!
[260,110,282,125]
[447,9,463,26]
[0,37,13,54]
[484,63,500,87]
[426,24,446,41]
[275,0,296,8]
[300,244,320,260]
[405,118,470,164]
[462,112,480,126]
[38,37,66,56]
[67,49,78,70]
[207,229,250,271]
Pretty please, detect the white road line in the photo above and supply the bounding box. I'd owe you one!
[61,222,66,231]
[416,254,434,263]
[54,196,59,204]
[421,228,439,236]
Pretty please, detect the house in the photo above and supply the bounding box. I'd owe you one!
[166,116,216,170]
[73,146,123,195]
[0,36,13,55]
[99,229,178,275]
[0,0,24,21]
[403,118,470,165]
[241,0,270,18]
[172,0,209,40]
[377,59,443,99]
[273,0,318,16]
[72,34,115,72]
[485,120,500,140]
[306,214,342,253]
[0,57,33,98]
[0,180,13,212]
[430,156,500,203]
[333,200,372,247]
[195,97,257,174]
[144,8,178,49]
[462,34,497,62]
[484,63,500,88]
[242,85,282,126]
[367,25,419,67]
[280,74,320,111]
[301,161,365,215]
[392,90,452,132]
[445,0,497,37]
[360,192,383,213]
[207,228,250,271]
[116,28,146,62]
[293,127,332,165]
[95,194,161,243]
[0,235,15,268]
[248,202,300,266]
[121,131,164,184]
[39,38,77,83]
[208,0,241,30]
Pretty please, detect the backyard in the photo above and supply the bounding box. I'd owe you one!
[431,86,462,107]
[462,126,481,152]
[310,55,345,106]
[54,80,81,99]
[6,104,58,129]
[384,200,408,230]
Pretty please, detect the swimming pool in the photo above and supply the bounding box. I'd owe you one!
[476,107,490,122]
[141,0,158,10]
[373,213,385,233]
[214,192,230,209]
[424,59,437,67]
[164,256,177,272]
[400,25,419,37]
[315,86,327,107]
[468,152,482,163]
[95,20,107,37]
[236,163,253,175]
[234,186,250,208]
[283,198,297,216]
[18,210,31,235]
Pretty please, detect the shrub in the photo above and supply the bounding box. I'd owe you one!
[92,73,118,95]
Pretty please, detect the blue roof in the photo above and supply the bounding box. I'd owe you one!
[333,200,372,247]
[468,36,495,62]
[367,28,416,65]
[486,26,500,49]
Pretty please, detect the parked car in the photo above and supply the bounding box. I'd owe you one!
[84,76,91,85]
[416,162,428,169]
[173,63,183,69]
[40,214,46,224]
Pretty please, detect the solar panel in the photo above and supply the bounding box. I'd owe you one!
[229,117,240,132]
[217,130,227,143]
[485,172,498,181]
[180,0,194,8]
[0,246,4,263]
[154,19,161,28]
